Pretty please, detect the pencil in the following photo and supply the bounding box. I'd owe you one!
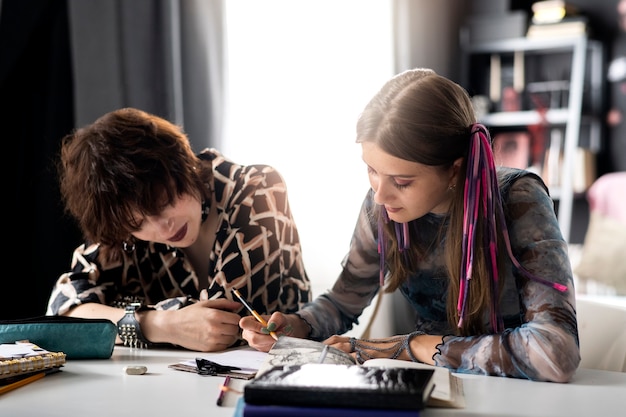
[318,344,329,363]
[0,372,45,395]
[216,375,231,406]
[232,289,279,341]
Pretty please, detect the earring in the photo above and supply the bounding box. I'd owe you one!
[201,198,210,223]
[448,184,456,192]
[201,182,212,224]
[123,240,136,253]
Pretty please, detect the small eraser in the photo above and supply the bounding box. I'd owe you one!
[124,365,147,375]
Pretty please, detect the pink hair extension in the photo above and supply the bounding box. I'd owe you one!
[457,124,567,332]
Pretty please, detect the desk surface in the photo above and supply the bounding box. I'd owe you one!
[1,346,625,416]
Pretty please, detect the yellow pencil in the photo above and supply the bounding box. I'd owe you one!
[232,289,279,341]
[0,372,45,395]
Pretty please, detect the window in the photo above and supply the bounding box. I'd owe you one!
[223,0,393,334]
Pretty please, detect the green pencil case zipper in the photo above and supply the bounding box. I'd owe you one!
[0,316,117,359]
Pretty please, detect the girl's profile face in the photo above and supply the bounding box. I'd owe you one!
[129,193,203,247]
[361,142,455,223]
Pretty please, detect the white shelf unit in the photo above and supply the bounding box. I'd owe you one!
[460,35,604,242]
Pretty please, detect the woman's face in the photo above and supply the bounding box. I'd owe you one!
[130,193,202,247]
[361,142,457,223]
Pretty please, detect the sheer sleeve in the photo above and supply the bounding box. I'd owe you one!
[46,243,119,315]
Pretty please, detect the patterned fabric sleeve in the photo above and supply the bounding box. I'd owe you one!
[46,243,117,315]
[204,150,312,315]
[46,241,194,315]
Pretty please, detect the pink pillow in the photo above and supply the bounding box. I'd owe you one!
[587,172,626,225]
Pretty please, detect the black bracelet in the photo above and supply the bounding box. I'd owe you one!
[117,303,151,349]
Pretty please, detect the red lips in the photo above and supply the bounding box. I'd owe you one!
[168,223,188,242]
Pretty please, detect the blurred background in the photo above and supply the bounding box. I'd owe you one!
[2,1,624,335]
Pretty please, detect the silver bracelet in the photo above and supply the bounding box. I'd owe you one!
[404,330,425,362]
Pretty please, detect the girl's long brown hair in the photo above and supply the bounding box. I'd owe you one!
[355,69,506,335]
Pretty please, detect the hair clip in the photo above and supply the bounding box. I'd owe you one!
[195,358,241,376]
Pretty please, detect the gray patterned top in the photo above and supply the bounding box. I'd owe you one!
[296,168,580,382]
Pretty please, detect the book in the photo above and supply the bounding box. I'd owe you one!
[255,336,356,375]
[493,132,531,170]
[526,17,588,39]
[244,363,435,411]
[542,128,563,188]
[249,336,465,409]
[572,148,596,193]
[362,358,464,409]
[234,397,422,417]
[0,341,66,380]
[531,1,579,24]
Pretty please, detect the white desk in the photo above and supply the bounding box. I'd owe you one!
[1,346,625,416]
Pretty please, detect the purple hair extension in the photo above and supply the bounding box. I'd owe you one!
[458,124,567,332]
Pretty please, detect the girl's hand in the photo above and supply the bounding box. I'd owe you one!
[240,312,306,352]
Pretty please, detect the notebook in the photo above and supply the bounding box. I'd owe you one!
[0,341,66,380]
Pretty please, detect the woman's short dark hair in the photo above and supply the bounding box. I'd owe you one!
[58,108,208,250]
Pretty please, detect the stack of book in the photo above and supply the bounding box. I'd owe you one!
[234,336,465,417]
[530,0,579,24]
[526,1,588,38]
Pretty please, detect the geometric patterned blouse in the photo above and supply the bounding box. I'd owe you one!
[46,148,312,318]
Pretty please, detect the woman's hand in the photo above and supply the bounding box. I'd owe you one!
[141,298,242,352]
[240,312,309,352]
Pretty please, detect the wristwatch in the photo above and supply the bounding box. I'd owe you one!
[117,303,150,349]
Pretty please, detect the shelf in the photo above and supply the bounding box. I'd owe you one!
[480,109,569,127]
[464,35,587,54]
[480,111,600,140]
[460,34,604,243]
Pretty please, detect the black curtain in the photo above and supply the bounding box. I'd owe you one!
[0,0,224,319]
[1,0,82,319]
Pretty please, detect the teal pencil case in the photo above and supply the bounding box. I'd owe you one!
[0,316,117,359]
